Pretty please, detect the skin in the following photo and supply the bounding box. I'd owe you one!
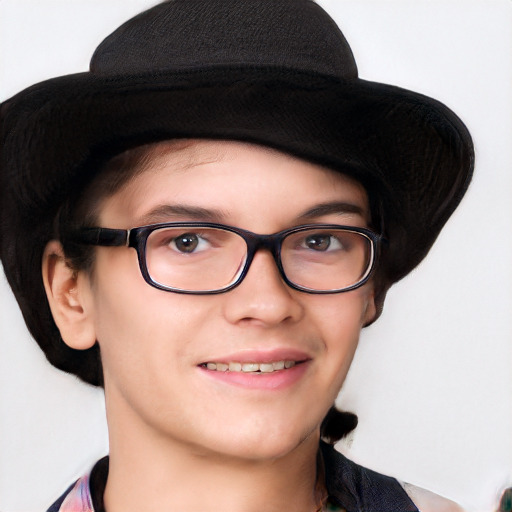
[42,140,461,511]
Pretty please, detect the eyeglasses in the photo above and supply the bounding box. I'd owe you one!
[71,222,382,294]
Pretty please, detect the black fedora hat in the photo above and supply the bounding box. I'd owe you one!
[0,0,473,385]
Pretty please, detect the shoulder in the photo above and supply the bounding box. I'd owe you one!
[46,470,97,512]
[321,442,465,512]
[401,483,466,512]
[46,482,77,512]
[321,442,419,511]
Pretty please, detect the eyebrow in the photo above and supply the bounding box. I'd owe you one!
[138,204,229,225]
[137,201,367,226]
[296,201,368,221]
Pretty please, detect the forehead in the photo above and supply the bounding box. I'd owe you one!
[113,139,367,193]
[95,139,370,227]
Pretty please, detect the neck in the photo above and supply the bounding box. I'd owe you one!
[103,395,324,512]
[104,434,323,512]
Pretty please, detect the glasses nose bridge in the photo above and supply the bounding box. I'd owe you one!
[243,231,283,273]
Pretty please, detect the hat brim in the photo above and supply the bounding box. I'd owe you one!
[1,66,473,284]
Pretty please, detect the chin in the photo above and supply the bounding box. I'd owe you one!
[197,421,321,463]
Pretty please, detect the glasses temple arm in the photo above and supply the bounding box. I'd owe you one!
[71,227,130,247]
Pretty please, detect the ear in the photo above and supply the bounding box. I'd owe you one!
[362,287,377,327]
[42,241,97,350]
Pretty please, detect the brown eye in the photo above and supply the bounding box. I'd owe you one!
[304,234,332,251]
[173,233,199,253]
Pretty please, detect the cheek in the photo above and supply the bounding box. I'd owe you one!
[89,250,209,382]
[306,289,372,372]
[95,291,203,370]
[308,287,371,337]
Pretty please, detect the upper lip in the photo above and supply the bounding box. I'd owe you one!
[199,348,312,365]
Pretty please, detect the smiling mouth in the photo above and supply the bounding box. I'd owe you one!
[200,360,300,374]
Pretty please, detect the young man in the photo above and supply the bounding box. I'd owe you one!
[0,1,478,510]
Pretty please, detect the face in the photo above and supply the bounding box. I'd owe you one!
[63,140,376,461]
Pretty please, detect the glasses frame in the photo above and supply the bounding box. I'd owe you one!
[71,222,383,294]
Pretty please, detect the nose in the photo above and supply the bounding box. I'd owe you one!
[221,249,304,327]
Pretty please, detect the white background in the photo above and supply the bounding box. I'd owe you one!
[0,1,511,511]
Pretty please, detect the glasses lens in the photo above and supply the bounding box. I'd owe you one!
[281,228,373,291]
[145,226,247,291]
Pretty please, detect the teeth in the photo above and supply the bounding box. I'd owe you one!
[204,360,296,373]
[242,363,259,372]
[273,360,285,370]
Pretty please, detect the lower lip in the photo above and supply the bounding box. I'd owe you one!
[198,362,310,390]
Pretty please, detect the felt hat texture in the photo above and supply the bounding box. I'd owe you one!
[0,0,474,385]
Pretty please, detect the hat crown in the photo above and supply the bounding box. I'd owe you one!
[90,0,358,78]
